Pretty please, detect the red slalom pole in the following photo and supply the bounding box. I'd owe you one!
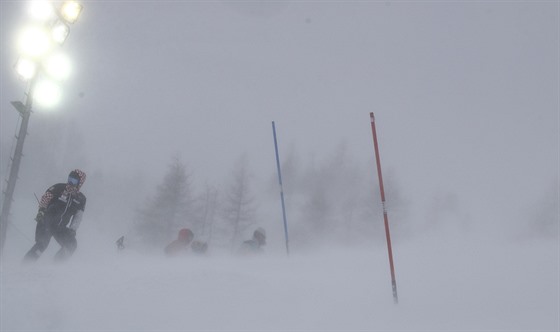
[370,112,399,304]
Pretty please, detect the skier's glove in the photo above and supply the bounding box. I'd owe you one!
[34,210,45,223]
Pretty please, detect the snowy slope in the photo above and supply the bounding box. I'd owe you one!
[1,230,558,331]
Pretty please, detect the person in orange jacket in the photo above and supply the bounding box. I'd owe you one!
[164,228,194,256]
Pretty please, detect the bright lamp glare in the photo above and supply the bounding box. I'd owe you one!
[60,1,83,24]
[34,80,62,108]
[51,21,70,44]
[28,0,55,21]
[18,26,52,58]
[44,53,71,81]
[15,58,38,81]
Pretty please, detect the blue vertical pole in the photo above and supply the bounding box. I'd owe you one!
[272,121,290,256]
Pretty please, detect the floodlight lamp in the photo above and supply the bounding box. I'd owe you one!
[14,58,38,81]
[60,1,83,24]
[34,79,62,108]
[18,25,52,58]
[51,20,70,44]
[44,53,71,81]
[28,0,55,22]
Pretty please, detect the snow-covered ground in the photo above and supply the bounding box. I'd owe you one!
[1,228,558,331]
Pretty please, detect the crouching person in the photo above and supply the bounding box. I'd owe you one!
[164,228,194,256]
[239,227,266,255]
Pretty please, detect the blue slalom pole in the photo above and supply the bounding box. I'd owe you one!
[272,121,290,256]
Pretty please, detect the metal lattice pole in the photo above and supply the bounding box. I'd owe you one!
[0,78,37,255]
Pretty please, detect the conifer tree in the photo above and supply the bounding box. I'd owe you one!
[135,157,193,247]
[221,155,256,251]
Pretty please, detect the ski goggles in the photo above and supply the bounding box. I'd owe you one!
[68,176,80,186]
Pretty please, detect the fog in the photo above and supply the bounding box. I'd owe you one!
[1,1,558,331]
[0,236,557,331]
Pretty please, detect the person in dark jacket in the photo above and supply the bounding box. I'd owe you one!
[239,227,266,254]
[24,169,87,262]
[164,228,194,256]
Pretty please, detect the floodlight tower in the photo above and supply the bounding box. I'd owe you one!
[0,1,83,255]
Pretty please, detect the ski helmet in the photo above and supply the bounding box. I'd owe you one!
[68,169,86,189]
[178,228,194,242]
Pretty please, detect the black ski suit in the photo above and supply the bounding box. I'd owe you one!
[24,180,86,261]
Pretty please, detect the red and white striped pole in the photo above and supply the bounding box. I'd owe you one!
[370,112,399,304]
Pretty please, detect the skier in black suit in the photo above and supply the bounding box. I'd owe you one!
[24,169,87,262]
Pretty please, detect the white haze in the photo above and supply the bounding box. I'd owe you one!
[1,226,558,331]
[0,2,558,331]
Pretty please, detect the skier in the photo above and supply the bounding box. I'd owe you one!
[116,235,125,251]
[164,228,194,256]
[239,227,266,254]
[23,169,87,262]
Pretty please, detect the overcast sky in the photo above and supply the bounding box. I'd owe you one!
[1,1,558,236]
